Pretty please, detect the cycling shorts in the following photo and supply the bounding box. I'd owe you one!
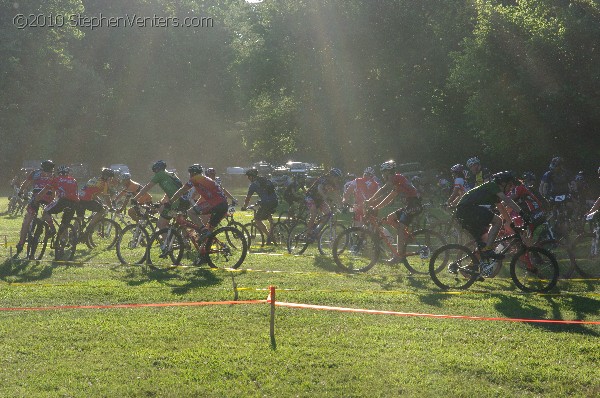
[305,196,329,214]
[456,204,494,241]
[392,197,423,226]
[192,200,228,227]
[255,200,278,221]
[76,200,104,218]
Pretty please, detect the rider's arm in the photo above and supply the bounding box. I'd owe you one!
[221,186,236,203]
[34,184,52,202]
[133,181,155,201]
[372,189,398,211]
[497,192,522,214]
[586,197,600,216]
[365,182,390,206]
[169,184,191,204]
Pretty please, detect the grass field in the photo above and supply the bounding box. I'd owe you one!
[0,197,598,397]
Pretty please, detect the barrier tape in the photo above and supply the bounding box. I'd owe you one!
[0,300,266,312]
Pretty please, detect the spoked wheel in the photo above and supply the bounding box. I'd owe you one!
[403,229,446,275]
[146,228,184,268]
[54,225,77,262]
[206,226,248,269]
[87,218,121,250]
[429,244,479,290]
[27,218,48,260]
[116,224,150,264]
[243,222,265,250]
[536,239,575,279]
[570,232,600,278]
[510,247,559,292]
[287,221,309,255]
[317,222,346,256]
[269,222,289,246]
[332,227,379,272]
[228,221,251,249]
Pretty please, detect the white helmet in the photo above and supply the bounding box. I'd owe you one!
[380,160,396,172]
[363,166,375,176]
[466,157,480,167]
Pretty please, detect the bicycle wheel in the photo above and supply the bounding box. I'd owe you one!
[270,222,289,246]
[318,222,347,256]
[147,228,184,267]
[54,224,77,261]
[536,239,575,279]
[228,221,251,248]
[332,227,379,272]
[243,222,265,249]
[116,224,150,264]
[287,221,310,255]
[403,229,446,275]
[510,247,559,293]
[27,218,48,260]
[206,226,248,269]
[570,232,600,278]
[87,218,121,250]
[429,244,479,290]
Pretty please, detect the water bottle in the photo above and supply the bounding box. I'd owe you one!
[494,243,505,255]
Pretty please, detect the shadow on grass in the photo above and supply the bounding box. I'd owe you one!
[312,255,340,273]
[0,258,55,283]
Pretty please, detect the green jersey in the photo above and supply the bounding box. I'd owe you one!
[151,170,183,198]
[457,181,501,207]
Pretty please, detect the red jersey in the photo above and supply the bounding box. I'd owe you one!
[186,175,226,206]
[345,177,379,204]
[391,173,419,198]
[49,176,79,202]
[508,184,543,213]
[80,177,109,201]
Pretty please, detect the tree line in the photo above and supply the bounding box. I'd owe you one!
[1,0,598,181]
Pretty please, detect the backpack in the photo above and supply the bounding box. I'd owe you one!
[257,176,276,196]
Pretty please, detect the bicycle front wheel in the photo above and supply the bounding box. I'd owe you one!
[510,247,559,293]
[318,222,347,256]
[403,228,446,275]
[116,224,150,264]
[243,222,264,250]
[570,232,600,278]
[27,218,48,260]
[270,222,289,246]
[332,227,379,272]
[206,226,248,269]
[147,228,184,267]
[429,244,479,290]
[54,225,77,261]
[87,218,121,250]
[287,221,309,255]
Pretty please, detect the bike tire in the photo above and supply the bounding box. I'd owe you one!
[510,246,559,292]
[87,218,121,250]
[428,244,478,290]
[147,228,184,267]
[403,229,446,275]
[569,232,600,278]
[116,224,150,265]
[535,239,575,279]
[27,218,48,260]
[54,224,77,262]
[206,226,248,269]
[228,221,251,248]
[317,222,347,256]
[287,221,309,255]
[243,222,265,249]
[332,226,379,272]
[270,221,289,246]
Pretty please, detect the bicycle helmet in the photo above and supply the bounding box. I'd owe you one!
[549,156,563,170]
[492,171,516,185]
[120,172,131,181]
[56,165,70,175]
[522,171,535,181]
[466,157,480,168]
[329,168,343,177]
[41,160,55,172]
[575,171,585,182]
[450,164,464,174]
[245,168,259,178]
[205,167,216,178]
[363,166,375,176]
[188,164,203,175]
[380,160,396,172]
[101,167,115,179]
[151,160,167,173]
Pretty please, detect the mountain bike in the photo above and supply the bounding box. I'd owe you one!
[73,209,121,251]
[115,203,160,264]
[428,223,559,293]
[332,211,445,274]
[20,207,77,261]
[287,206,347,256]
[243,203,288,249]
[146,211,247,269]
[570,211,600,278]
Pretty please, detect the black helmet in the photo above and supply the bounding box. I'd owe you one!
[56,165,70,175]
[493,171,516,185]
[152,160,167,173]
[41,160,55,172]
[206,167,216,177]
[549,156,563,170]
[188,164,203,175]
[101,167,115,179]
[245,168,259,177]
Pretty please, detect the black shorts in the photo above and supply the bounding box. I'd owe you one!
[76,200,104,218]
[192,200,228,228]
[393,197,423,226]
[45,199,78,225]
[456,204,494,241]
[256,200,278,221]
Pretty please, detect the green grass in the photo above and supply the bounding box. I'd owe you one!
[0,197,598,397]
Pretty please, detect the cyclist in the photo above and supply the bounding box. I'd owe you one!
[304,168,343,240]
[539,156,571,200]
[241,168,279,243]
[342,166,380,227]
[113,172,153,221]
[36,165,79,242]
[133,160,189,230]
[584,167,600,218]
[445,164,467,207]
[521,171,536,190]
[465,157,489,189]
[455,171,529,262]
[506,175,546,241]
[205,167,237,205]
[76,167,116,235]
[14,160,56,256]
[570,171,590,218]
[282,173,307,220]
[168,164,228,240]
[365,160,422,264]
